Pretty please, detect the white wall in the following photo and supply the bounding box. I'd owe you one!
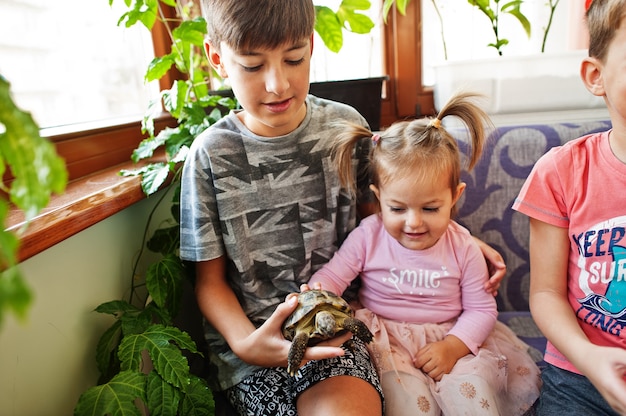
[0,191,173,416]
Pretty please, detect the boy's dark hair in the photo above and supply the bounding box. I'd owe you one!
[586,0,626,61]
[201,0,316,51]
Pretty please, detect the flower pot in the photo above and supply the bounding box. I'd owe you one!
[310,76,388,131]
[432,50,605,116]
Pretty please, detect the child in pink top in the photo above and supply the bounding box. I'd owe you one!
[309,92,540,415]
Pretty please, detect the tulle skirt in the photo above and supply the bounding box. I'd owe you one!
[356,309,541,416]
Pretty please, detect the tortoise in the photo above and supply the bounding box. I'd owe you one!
[282,289,373,376]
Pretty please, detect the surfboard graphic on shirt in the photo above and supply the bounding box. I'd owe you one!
[574,216,626,330]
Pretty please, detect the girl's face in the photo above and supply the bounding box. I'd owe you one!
[371,173,465,251]
[206,36,313,137]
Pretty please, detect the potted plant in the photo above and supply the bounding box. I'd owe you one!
[416,0,606,117]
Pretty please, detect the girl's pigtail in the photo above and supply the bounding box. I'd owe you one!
[331,122,373,197]
[436,91,493,171]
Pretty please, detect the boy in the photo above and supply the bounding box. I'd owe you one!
[181,1,382,414]
[181,1,505,414]
[513,1,626,414]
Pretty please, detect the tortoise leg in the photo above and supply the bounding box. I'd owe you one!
[344,317,373,344]
[287,332,309,376]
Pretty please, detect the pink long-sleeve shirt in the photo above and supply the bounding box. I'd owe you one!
[310,214,497,354]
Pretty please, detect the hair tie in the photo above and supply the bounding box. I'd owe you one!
[429,118,441,129]
[372,133,381,147]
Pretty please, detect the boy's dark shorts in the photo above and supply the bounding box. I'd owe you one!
[225,338,383,416]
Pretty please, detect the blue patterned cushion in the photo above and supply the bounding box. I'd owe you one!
[453,120,612,312]
[452,119,612,367]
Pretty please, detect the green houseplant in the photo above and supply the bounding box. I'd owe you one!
[73,1,383,415]
[384,0,560,58]
[0,75,67,330]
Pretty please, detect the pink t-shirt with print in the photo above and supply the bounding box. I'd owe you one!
[514,130,626,374]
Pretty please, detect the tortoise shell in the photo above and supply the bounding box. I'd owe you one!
[282,289,373,376]
[282,289,353,341]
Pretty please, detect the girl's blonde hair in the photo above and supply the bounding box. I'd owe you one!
[334,91,492,205]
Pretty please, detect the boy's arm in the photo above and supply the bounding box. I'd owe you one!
[194,257,348,369]
[529,218,586,362]
[529,218,626,413]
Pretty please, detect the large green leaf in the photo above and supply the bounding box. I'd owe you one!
[0,202,16,265]
[118,324,198,389]
[0,76,67,221]
[502,1,531,37]
[145,253,184,311]
[172,18,207,47]
[96,299,142,317]
[120,163,171,196]
[147,225,180,256]
[162,80,190,119]
[96,319,123,380]
[116,0,159,30]
[74,370,146,416]
[0,75,67,328]
[337,0,374,34]
[0,266,33,327]
[146,370,181,416]
[180,377,215,416]
[315,6,344,53]
[145,53,176,83]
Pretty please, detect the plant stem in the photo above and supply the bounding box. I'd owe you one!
[431,0,448,60]
[128,179,176,306]
[541,0,560,53]
[493,4,502,56]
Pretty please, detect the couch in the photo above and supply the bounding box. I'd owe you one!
[453,117,613,368]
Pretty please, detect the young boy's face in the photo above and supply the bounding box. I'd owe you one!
[207,36,313,137]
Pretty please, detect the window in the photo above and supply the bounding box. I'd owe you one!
[0,0,158,129]
[420,1,586,85]
[310,0,385,82]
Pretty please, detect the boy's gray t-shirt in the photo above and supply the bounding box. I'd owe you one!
[180,95,373,390]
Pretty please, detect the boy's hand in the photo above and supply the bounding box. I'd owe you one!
[300,282,322,292]
[473,236,506,296]
[230,293,347,369]
[414,335,470,381]
[579,345,626,415]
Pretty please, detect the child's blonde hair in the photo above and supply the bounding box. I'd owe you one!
[586,0,626,61]
[201,0,315,52]
[333,91,492,207]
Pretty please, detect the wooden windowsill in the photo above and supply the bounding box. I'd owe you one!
[6,161,151,263]
[3,113,177,263]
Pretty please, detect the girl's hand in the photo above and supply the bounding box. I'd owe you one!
[414,336,470,381]
[231,293,348,369]
[473,236,506,296]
